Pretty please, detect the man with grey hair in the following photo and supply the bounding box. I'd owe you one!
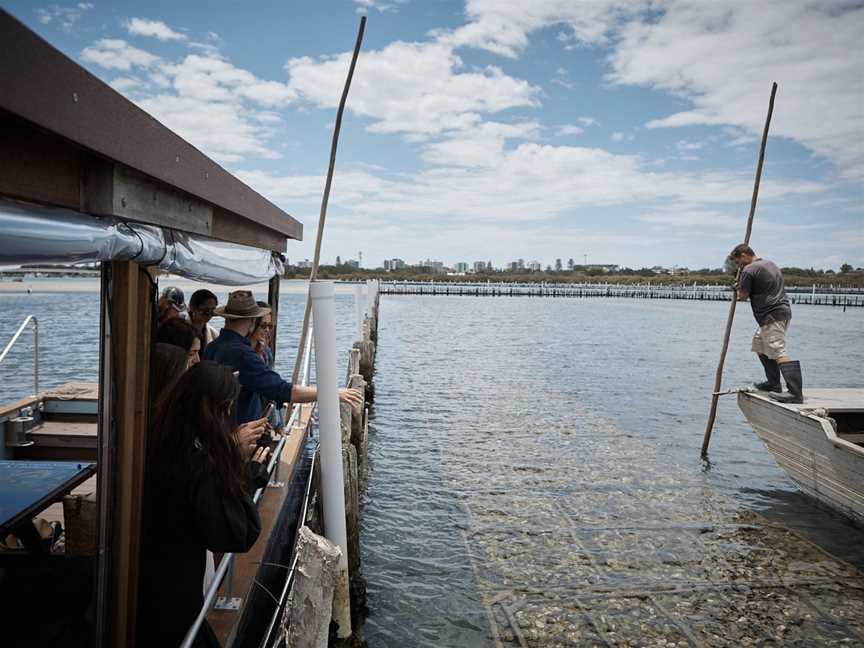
[729,243,803,403]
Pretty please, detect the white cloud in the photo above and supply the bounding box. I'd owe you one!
[80,39,160,71]
[428,1,863,180]
[80,36,296,162]
[36,3,94,31]
[421,121,540,167]
[353,0,406,13]
[109,76,142,92]
[239,143,827,226]
[436,0,645,58]
[610,131,624,142]
[557,125,584,136]
[578,117,597,127]
[124,18,187,42]
[606,1,864,180]
[285,40,539,137]
[136,95,280,163]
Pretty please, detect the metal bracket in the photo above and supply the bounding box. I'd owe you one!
[213,596,242,611]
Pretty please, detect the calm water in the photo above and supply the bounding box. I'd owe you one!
[361,296,864,647]
[2,286,863,645]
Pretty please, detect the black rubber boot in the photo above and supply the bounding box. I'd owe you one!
[754,354,782,392]
[769,361,804,404]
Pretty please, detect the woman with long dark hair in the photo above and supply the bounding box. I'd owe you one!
[153,342,188,413]
[138,361,270,646]
[156,317,201,368]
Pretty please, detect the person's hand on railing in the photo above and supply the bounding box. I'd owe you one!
[339,387,363,408]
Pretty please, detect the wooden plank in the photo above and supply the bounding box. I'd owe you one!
[28,421,97,448]
[0,11,302,243]
[746,388,864,413]
[0,112,81,209]
[84,163,214,238]
[211,208,288,254]
[0,394,40,421]
[105,261,153,647]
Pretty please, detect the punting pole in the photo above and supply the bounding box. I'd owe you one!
[291,15,366,384]
[701,82,778,459]
[310,281,352,637]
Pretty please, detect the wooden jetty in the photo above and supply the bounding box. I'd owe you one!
[739,388,864,526]
[379,281,864,307]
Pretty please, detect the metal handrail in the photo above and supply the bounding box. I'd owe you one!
[0,315,39,394]
[180,325,314,648]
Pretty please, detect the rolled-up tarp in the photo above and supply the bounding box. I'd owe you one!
[0,198,283,285]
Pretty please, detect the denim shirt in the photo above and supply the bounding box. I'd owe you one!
[203,328,293,424]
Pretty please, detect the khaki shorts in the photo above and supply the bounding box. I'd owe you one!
[751,320,789,359]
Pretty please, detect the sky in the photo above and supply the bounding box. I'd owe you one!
[5,0,863,270]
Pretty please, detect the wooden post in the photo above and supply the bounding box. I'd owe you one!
[268,274,281,357]
[701,82,777,459]
[96,261,153,647]
[284,526,342,648]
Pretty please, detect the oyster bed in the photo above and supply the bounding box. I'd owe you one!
[446,406,864,646]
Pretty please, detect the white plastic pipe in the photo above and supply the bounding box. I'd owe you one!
[354,283,364,342]
[310,281,352,638]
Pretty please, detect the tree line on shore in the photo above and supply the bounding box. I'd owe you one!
[285,263,864,287]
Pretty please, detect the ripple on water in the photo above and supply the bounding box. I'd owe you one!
[361,296,864,647]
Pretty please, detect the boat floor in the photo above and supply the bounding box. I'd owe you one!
[745,387,864,413]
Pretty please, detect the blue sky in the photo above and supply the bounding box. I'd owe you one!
[6,0,862,269]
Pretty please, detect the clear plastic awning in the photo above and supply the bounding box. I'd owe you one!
[0,198,284,285]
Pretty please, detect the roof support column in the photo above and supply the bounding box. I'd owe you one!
[95,261,154,647]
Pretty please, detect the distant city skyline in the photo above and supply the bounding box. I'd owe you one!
[8,1,862,270]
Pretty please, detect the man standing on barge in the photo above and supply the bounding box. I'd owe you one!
[729,244,804,404]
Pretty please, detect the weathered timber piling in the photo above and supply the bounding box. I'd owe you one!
[283,527,341,648]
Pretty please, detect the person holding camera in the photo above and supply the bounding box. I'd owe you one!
[139,361,271,646]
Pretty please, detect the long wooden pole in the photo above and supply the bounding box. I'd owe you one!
[291,16,366,384]
[701,82,778,459]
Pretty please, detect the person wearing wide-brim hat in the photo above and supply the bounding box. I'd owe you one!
[203,290,361,427]
[213,291,271,320]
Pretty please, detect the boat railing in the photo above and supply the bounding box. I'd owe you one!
[179,324,315,648]
[0,315,39,395]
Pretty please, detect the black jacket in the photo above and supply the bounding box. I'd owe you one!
[138,456,269,647]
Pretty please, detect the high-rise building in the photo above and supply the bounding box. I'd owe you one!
[473,261,487,273]
[455,262,469,273]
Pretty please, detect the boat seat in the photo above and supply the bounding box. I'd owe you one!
[14,421,97,461]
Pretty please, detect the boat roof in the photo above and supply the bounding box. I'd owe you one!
[0,10,302,253]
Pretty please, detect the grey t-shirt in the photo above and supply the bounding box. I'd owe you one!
[739,259,791,325]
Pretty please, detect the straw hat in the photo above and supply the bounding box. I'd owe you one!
[214,290,271,319]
